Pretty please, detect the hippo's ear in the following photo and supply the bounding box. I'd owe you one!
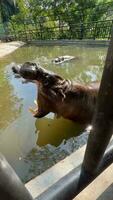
[22,62,37,69]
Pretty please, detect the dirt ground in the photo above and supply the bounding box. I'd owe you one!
[0,41,25,58]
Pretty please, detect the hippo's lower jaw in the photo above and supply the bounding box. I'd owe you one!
[29,107,45,118]
[29,100,49,118]
[29,107,38,116]
[28,99,39,117]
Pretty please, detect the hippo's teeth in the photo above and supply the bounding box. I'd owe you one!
[29,107,38,114]
[86,125,92,133]
[34,99,37,106]
[29,101,38,115]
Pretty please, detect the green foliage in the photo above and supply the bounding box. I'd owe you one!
[0,0,17,23]
[6,0,113,40]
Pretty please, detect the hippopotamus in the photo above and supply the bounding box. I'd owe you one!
[52,55,76,64]
[12,62,99,124]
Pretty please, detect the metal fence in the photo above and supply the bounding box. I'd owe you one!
[0,0,113,42]
[8,19,113,42]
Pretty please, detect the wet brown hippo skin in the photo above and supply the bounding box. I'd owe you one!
[12,62,99,123]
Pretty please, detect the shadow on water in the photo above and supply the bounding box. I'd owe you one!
[23,117,88,183]
[35,116,85,146]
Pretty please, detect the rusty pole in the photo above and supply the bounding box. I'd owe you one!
[80,27,113,181]
[0,153,33,200]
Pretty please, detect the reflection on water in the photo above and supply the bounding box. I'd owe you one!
[0,68,21,129]
[0,116,38,180]
[0,44,107,182]
[35,116,84,146]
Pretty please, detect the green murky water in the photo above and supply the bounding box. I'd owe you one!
[0,44,107,182]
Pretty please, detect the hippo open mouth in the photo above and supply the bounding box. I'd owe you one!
[12,62,99,123]
[12,62,43,117]
[12,62,65,118]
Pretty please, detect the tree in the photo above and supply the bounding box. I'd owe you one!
[9,0,113,40]
[0,0,17,23]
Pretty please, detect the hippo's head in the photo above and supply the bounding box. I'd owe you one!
[12,62,44,81]
[12,62,65,118]
[12,62,63,85]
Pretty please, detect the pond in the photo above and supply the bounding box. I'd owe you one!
[0,44,107,183]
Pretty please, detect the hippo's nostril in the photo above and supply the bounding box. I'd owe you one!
[12,65,21,74]
[12,66,18,73]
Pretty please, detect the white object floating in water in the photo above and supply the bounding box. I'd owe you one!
[52,55,75,64]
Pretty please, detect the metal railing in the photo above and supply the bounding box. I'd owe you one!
[0,1,113,41]
[7,19,113,41]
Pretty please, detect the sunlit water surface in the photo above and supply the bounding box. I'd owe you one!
[0,44,107,182]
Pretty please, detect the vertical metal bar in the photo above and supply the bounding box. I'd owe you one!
[93,22,97,40]
[12,23,16,41]
[23,21,28,42]
[79,26,113,183]
[0,153,33,200]
[80,23,84,39]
